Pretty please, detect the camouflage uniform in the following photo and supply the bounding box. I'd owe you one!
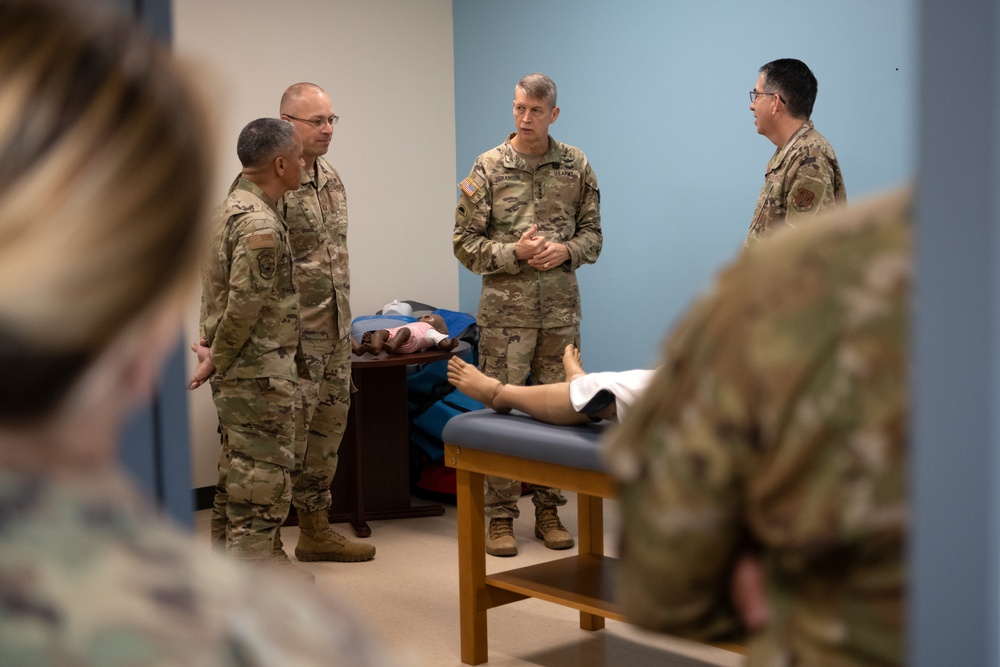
[607,190,910,666]
[280,155,353,515]
[746,120,846,244]
[454,132,602,518]
[0,468,399,666]
[200,178,305,559]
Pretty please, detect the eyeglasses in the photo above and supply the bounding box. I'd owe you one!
[285,114,339,128]
[749,91,781,103]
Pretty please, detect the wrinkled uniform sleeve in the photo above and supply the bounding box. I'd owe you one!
[608,192,910,663]
[208,214,283,375]
[562,158,602,270]
[781,140,845,227]
[453,159,521,276]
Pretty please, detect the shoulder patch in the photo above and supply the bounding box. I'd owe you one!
[248,233,276,249]
[794,188,815,212]
[257,249,277,280]
[458,177,479,198]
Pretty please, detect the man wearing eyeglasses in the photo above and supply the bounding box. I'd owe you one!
[275,83,376,564]
[453,73,603,558]
[747,59,846,245]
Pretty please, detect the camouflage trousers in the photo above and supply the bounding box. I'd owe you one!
[210,376,305,559]
[292,334,352,513]
[478,324,578,518]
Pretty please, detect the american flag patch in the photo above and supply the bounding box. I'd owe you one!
[248,233,275,249]
[459,177,478,197]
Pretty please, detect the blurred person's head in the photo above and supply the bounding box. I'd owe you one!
[0,0,212,463]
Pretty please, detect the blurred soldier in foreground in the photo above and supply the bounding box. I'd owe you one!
[0,1,397,663]
[609,190,909,666]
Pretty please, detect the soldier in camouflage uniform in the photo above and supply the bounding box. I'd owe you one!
[0,3,397,663]
[278,83,375,563]
[454,73,603,557]
[197,118,309,568]
[607,189,910,666]
[746,58,846,244]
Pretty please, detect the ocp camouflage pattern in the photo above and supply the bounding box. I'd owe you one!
[746,120,846,244]
[0,468,400,666]
[200,178,301,381]
[609,189,910,667]
[280,155,352,344]
[453,133,602,328]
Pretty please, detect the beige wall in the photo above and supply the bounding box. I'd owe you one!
[173,0,457,488]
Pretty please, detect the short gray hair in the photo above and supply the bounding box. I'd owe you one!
[236,118,296,168]
[515,73,557,108]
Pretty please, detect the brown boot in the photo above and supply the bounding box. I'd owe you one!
[486,517,518,557]
[270,528,315,584]
[295,509,375,562]
[535,507,574,550]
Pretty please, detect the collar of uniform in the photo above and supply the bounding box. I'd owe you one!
[232,177,280,216]
[501,132,562,170]
[766,119,815,172]
[303,155,335,190]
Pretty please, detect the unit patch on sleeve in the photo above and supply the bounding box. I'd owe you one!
[257,249,276,279]
[794,187,815,212]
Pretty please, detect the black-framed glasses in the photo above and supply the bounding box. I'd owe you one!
[749,91,780,103]
[285,114,339,128]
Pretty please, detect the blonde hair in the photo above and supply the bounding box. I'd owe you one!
[0,0,213,421]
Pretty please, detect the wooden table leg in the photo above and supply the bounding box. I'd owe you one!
[577,493,605,631]
[456,466,489,665]
[344,371,370,537]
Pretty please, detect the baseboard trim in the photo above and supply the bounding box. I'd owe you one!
[193,485,215,511]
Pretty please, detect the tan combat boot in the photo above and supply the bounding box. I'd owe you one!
[535,507,574,550]
[270,528,315,585]
[486,517,517,557]
[295,510,375,562]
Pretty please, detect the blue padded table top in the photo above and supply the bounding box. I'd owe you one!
[442,409,609,473]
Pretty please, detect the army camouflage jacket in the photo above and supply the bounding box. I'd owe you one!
[746,120,846,245]
[0,467,400,666]
[200,179,300,380]
[609,190,910,667]
[280,156,352,347]
[453,133,602,328]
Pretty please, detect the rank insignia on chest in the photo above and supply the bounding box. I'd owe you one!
[459,177,478,198]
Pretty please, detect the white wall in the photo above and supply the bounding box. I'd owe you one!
[173,0,457,488]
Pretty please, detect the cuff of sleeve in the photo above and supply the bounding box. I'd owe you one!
[210,349,231,376]
[501,244,522,273]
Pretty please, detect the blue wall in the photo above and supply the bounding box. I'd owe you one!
[454,1,915,372]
